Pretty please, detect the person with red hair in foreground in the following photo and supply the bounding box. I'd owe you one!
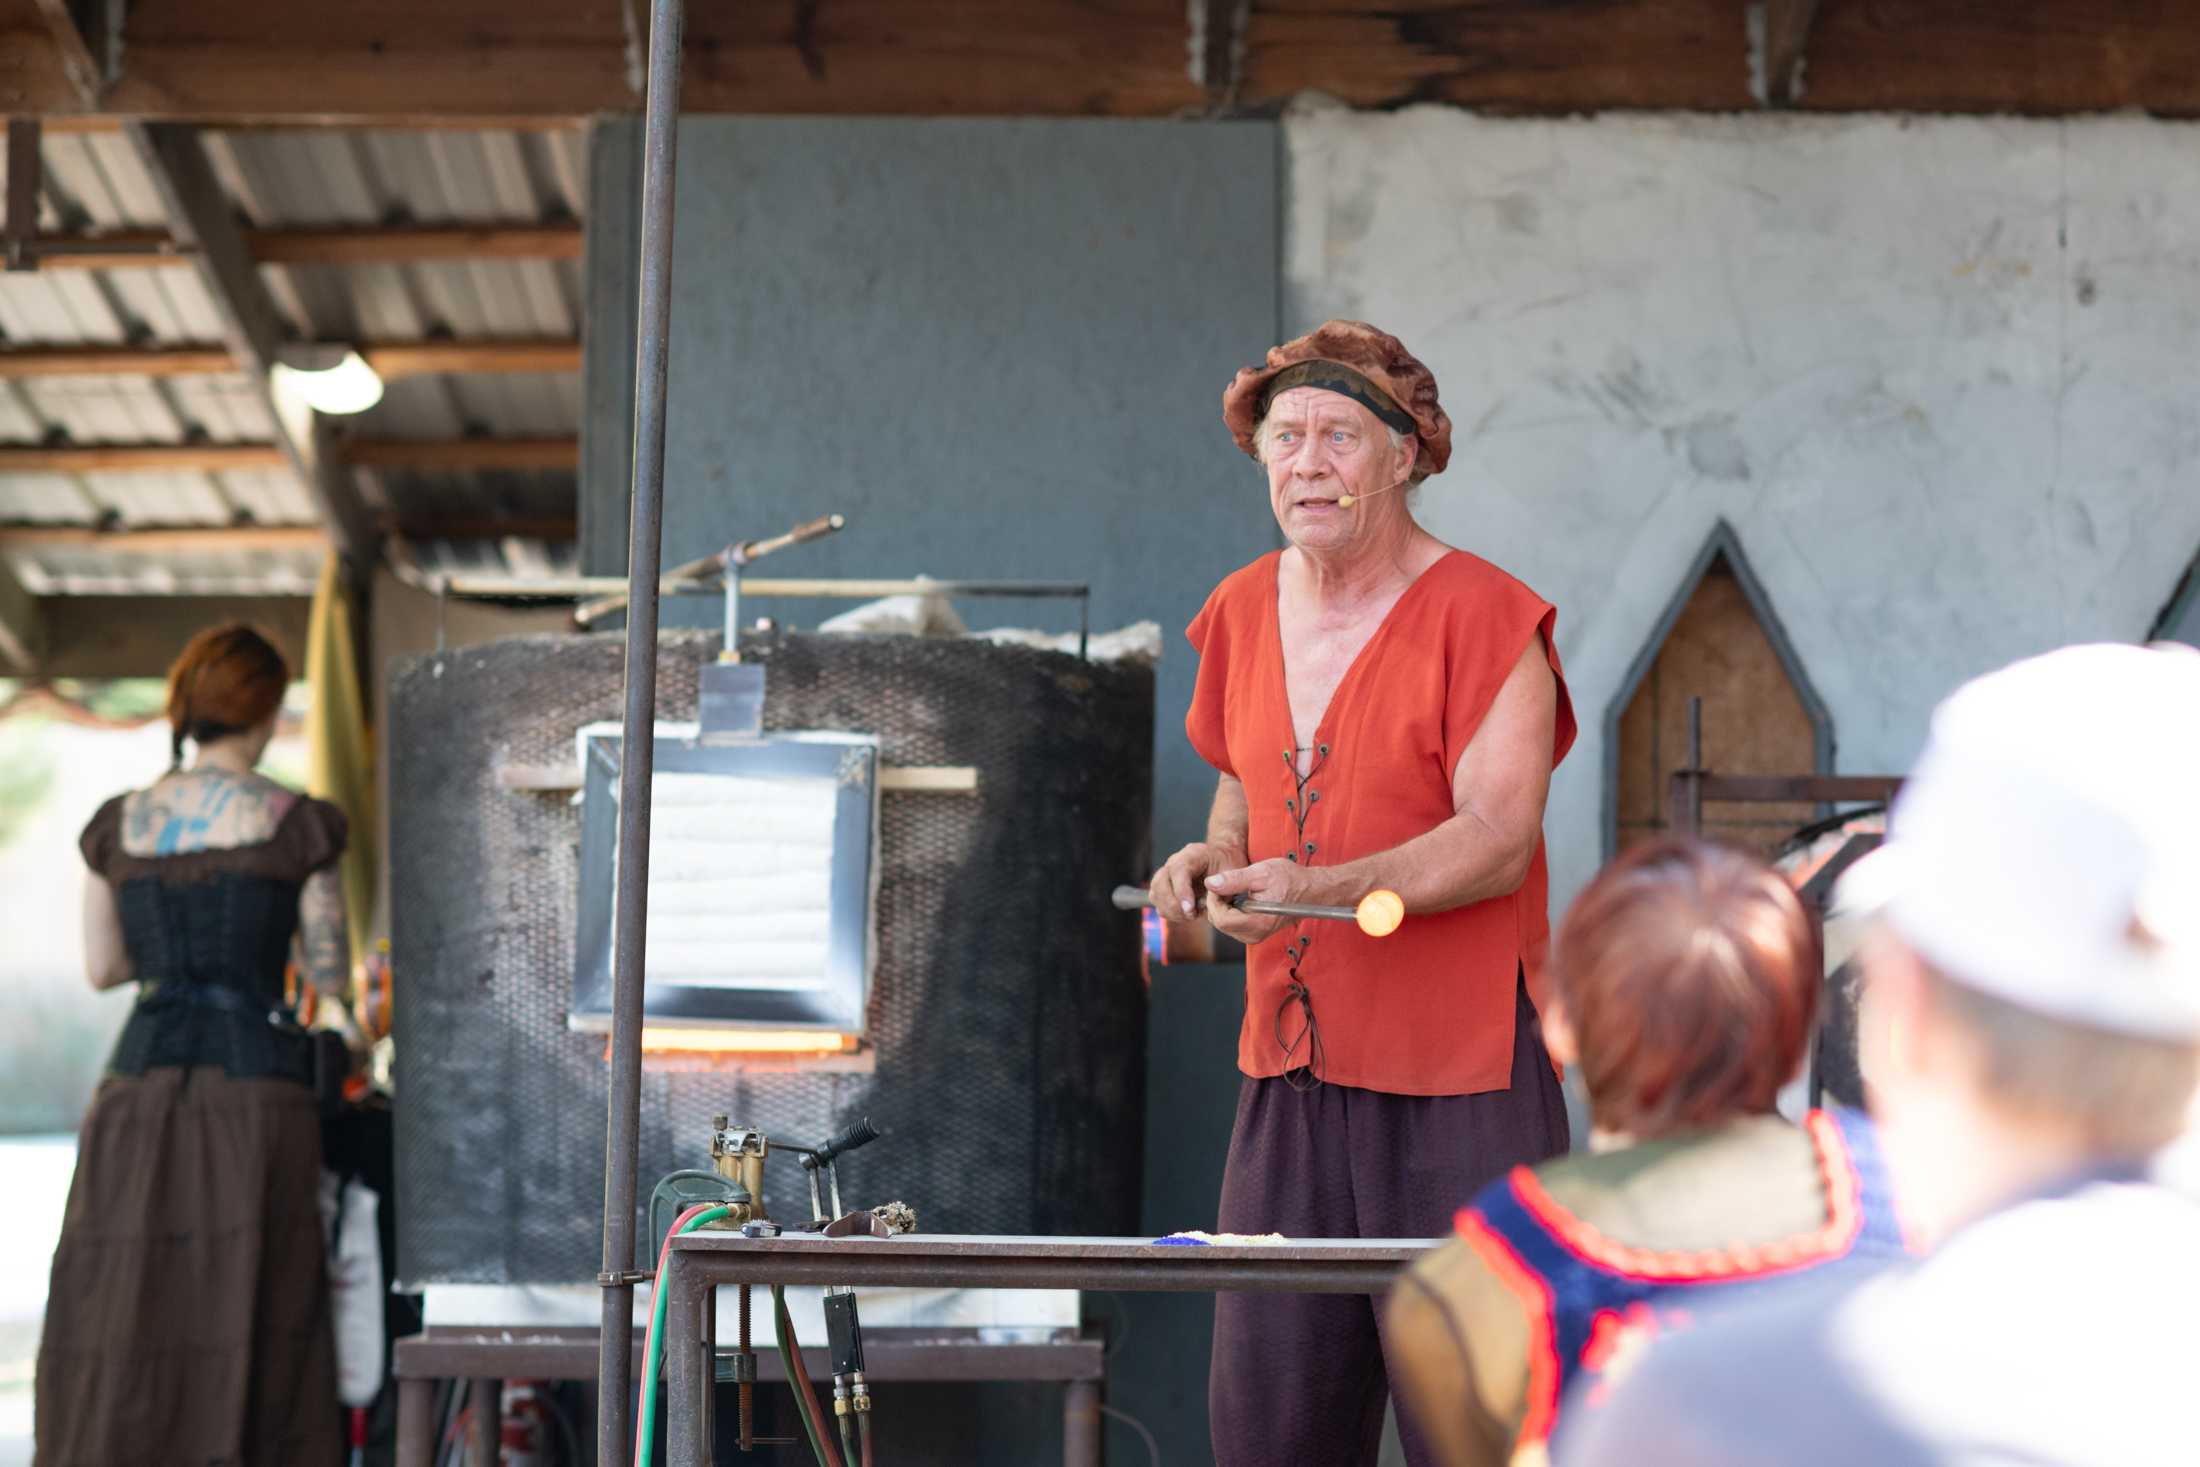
[1385,838,1911,1467]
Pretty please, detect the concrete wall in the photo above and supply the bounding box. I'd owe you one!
[1283,106,2200,912]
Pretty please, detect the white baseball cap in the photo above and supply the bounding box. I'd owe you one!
[1837,643,2200,1039]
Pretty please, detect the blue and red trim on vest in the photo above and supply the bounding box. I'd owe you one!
[1453,1108,1911,1454]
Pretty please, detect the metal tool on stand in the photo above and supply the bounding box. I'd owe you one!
[1111,883,1407,938]
[574,512,849,742]
[648,1116,902,1459]
[574,514,847,629]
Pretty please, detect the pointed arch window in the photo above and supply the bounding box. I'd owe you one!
[1605,523,1834,858]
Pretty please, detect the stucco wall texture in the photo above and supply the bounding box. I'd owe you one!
[1284,105,2200,912]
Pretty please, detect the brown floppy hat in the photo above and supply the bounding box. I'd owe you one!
[1222,319,1453,478]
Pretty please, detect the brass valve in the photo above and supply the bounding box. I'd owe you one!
[709,1118,769,1227]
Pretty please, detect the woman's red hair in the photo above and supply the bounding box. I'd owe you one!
[164,623,288,764]
[1552,838,1818,1137]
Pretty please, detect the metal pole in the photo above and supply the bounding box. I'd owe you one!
[663,1254,706,1467]
[598,1,684,1461]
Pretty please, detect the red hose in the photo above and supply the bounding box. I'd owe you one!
[776,1288,845,1467]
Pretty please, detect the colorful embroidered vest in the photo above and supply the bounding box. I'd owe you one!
[1455,1109,1910,1459]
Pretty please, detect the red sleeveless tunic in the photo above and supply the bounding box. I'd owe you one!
[1185,548,1576,1095]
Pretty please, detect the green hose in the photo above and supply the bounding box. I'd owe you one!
[637,1204,731,1467]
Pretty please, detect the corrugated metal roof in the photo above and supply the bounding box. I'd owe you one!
[0,126,584,598]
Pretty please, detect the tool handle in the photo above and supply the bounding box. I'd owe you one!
[733,513,847,566]
[814,1115,882,1167]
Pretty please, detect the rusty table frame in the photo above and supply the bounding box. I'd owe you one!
[656,1233,1434,1467]
[392,1324,1107,1467]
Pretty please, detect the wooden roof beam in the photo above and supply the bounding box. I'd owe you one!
[0,442,287,472]
[0,338,582,378]
[0,514,577,553]
[28,0,120,109]
[19,223,583,271]
[0,522,329,553]
[0,549,45,671]
[122,121,380,567]
[337,436,579,471]
[1753,0,1826,108]
[0,436,579,473]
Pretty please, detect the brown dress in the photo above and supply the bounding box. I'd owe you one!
[36,794,347,1467]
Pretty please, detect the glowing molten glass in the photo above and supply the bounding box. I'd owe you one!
[1355,889,1406,938]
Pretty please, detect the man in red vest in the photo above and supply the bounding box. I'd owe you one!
[1147,320,1576,1466]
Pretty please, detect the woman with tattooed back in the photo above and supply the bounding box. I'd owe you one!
[36,623,360,1467]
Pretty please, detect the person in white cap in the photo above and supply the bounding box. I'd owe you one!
[1558,642,2200,1467]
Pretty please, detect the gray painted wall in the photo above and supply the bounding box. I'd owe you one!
[582,115,1284,1465]
[1283,106,2200,916]
[583,117,1282,868]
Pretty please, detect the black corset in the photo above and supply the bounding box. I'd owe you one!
[107,870,311,1084]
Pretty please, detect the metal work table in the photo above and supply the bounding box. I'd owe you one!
[656,1233,1435,1467]
[392,1323,1107,1467]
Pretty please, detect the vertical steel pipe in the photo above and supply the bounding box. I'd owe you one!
[597,0,685,1461]
[663,1255,707,1467]
[470,1379,500,1466]
[394,1377,434,1467]
[1063,1379,1104,1467]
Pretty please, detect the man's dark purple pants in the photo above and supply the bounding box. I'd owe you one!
[1208,976,1569,1466]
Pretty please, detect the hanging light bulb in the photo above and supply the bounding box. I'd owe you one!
[272,343,385,415]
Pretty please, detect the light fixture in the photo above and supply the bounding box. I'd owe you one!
[271,343,384,415]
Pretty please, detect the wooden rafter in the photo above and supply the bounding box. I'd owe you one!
[0,436,580,473]
[27,0,114,108]
[1757,0,1826,107]
[339,436,578,471]
[0,550,44,671]
[0,338,582,379]
[0,514,578,552]
[122,121,380,566]
[21,222,584,271]
[36,594,312,676]
[0,443,287,472]
[0,523,327,553]
[9,0,2200,119]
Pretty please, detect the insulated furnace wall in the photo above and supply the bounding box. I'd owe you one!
[388,629,1153,1285]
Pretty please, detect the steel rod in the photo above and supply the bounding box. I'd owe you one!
[573,511,849,627]
[446,573,1091,602]
[597,1,684,1461]
[1112,883,1357,924]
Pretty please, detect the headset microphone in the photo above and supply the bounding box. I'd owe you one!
[1337,479,1408,510]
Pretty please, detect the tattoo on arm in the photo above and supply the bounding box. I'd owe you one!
[298,866,351,996]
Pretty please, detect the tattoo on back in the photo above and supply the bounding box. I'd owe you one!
[121,769,290,857]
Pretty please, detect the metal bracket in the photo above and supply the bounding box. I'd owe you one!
[597,1269,653,1287]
